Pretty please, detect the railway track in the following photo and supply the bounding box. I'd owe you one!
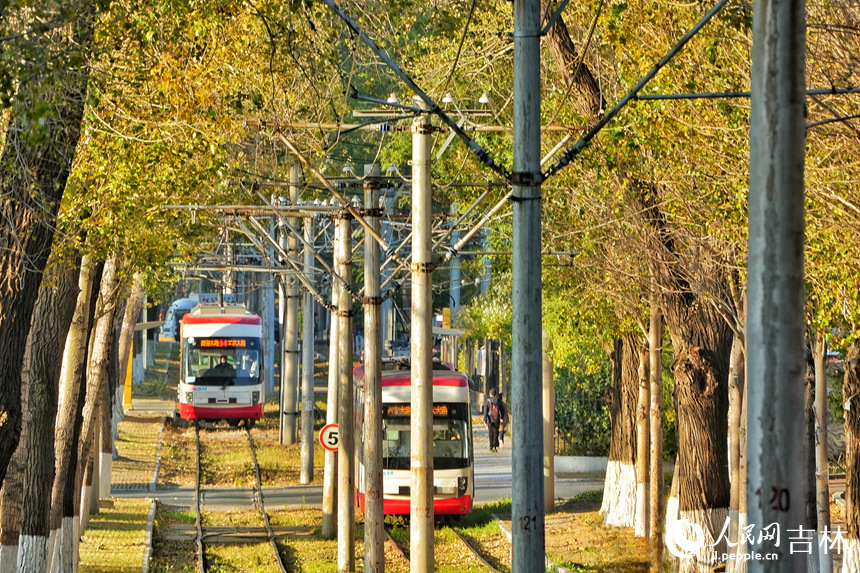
[193,422,289,573]
[383,522,505,572]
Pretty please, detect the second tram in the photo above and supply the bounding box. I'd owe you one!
[354,358,474,516]
[178,304,265,425]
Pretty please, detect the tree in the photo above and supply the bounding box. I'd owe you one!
[0,0,96,491]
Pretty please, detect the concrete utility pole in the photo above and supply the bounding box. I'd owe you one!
[321,272,340,538]
[410,100,435,573]
[336,213,355,573]
[511,0,545,571]
[363,172,385,573]
[281,165,301,444]
[300,214,316,484]
[746,0,807,570]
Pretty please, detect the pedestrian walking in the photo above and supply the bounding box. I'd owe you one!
[482,388,507,452]
[498,393,506,449]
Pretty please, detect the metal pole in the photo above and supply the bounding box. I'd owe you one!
[321,275,340,538]
[278,218,289,444]
[283,166,301,444]
[512,0,545,571]
[336,213,355,573]
[363,175,385,572]
[450,230,461,320]
[410,101,435,573]
[300,215,316,484]
[747,0,807,568]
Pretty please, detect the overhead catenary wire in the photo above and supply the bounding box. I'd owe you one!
[320,0,511,181]
[235,217,337,310]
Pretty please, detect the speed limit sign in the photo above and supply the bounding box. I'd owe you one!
[320,423,339,452]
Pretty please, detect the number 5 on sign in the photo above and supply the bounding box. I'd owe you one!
[320,423,339,452]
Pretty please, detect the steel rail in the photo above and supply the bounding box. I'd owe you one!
[447,526,504,573]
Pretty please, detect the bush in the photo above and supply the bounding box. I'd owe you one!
[554,362,611,457]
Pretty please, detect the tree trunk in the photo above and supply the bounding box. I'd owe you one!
[804,345,821,573]
[664,302,732,573]
[728,334,744,539]
[115,274,145,423]
[49,256,100,573]
[812,331,833,573]
[842,341,860,569]
[17,262,79,573]
[601,335,642,528]
[725,334,748,573]
[0,2,95,490]
[635,345,650,537]
[540,0,604,123]
[647,292,664,571]
[77,257,121,531]
[0,377,27,573]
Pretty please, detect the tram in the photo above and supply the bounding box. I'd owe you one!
[354,358,474,516]
[178,304,265,425]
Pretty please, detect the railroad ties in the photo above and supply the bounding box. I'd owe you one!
[193,422,290,573]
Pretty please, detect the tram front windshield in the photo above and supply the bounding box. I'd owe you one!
[186,337,261,387]
[381,403,469,470]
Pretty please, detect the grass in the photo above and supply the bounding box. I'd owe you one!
[79,499,151,573]
[113,415,164,490]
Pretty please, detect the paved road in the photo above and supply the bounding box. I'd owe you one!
[113,410,603,510]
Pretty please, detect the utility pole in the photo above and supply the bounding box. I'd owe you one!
[321,269,340,538]
[300,214,316,484]
[410,100,435,573]
[282,165,301,444]
[746,0,807,570]
[336,212,355,573]
[363,171,385,572]
[511,0,545,571]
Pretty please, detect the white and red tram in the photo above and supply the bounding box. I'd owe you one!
[354,359,474,516]
[178,304,265,424]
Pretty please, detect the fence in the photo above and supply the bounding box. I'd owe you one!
[553,391,610,457]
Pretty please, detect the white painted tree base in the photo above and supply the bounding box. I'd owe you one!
[0,545,19,573]
[50,518,76,573]
[635,482,648,537]
[601,461,636,528]
[79,484,92,532]
[46,529,58,573]
[665,494,679,532]
[671,507,728,573]
[724,512,747,573]
[99,453,112,499]
[16,535,48,573]
[842,537,860,573]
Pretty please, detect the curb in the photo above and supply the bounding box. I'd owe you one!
[142,498,157,573]
[491,513,576,573]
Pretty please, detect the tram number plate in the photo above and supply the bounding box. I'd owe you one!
[320,423,339,452]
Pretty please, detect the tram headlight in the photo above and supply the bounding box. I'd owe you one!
[252,391,260,405]
[185,391,193,404]
[457,476,468,497]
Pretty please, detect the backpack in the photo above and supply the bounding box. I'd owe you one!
[489,400,500,423]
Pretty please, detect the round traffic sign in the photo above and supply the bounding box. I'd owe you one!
[320,423,339,452]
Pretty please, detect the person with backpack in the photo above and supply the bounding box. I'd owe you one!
[482,388,507,452]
